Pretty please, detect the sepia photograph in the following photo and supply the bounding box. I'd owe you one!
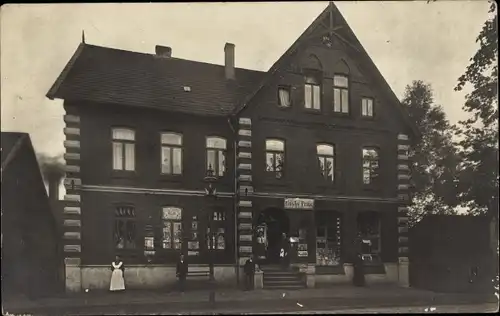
[1,1,498,314]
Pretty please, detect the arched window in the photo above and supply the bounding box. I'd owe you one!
[161,133,183,175]
[333,74,349,114]
[162,207,182,249]
[305,75,321,110]
[112,128,135,171]
[362,148,379,185]
[317,144,335,182]
[266,139,285,179]
[206,137,227,177]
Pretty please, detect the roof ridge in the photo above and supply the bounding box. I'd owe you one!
[1,134,27,174]
[84,43,265,74]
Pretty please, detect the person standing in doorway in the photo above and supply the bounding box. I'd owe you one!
[176,254,188,292]
[280,233,290,269]
[244,256,255,291]
[353,233,366,287]
[109,255,125,292]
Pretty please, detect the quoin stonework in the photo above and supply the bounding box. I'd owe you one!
[46,2,418,292]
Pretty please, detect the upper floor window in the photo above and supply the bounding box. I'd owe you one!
[278,86,291,107]
[162,207,182,250]
[333,75,349,113]
[362,98,374,117]
[112,128,135,171]
[114,206,136,249]
[161,133,183,175]
[206,137,227,177]
[304,75,321,110]
[266,139,285,179]
[362,148,379,185]
[317,144,335,182]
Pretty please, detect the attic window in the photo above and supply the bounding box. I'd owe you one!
[278,86,291,107]
[183,86,191,92]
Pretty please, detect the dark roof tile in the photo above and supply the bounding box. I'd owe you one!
[48,44,265,116]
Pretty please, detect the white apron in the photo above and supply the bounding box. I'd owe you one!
[109,261,125,291]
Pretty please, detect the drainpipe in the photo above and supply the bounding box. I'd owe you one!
[227,116,240,285]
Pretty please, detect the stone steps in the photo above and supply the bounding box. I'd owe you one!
[262,267,306,290]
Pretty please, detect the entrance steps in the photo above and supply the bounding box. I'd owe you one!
[261,266,306,290]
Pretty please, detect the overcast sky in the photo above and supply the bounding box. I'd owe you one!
[1,1,492,159]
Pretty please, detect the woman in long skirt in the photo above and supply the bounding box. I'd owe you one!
[110,255,125,292]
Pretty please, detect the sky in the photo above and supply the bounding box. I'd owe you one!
[1,1,492,160]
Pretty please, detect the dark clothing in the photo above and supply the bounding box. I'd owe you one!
[176,260,188,292]
[353,254,365,287]
[244,259,255,290]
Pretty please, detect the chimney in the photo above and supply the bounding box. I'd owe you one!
[155,45,172,58]
[224,43,235,80]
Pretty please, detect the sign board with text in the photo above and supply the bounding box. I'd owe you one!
[284,198,314,210]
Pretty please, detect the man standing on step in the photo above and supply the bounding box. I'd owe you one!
[244,256,255,291]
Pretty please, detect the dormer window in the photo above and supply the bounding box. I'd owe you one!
[304,75,321,110]
[278,86,291,107]
[333,75,349,114]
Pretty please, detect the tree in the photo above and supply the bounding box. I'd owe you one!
[454,2,498,217]
[401,80,461,226]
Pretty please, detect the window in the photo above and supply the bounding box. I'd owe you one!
[207,211,225,250]
[114,206,136,249]
[362,148,379,185]
[112,128,135,171]
[266,139,285,179]
[317,144,335,182]
[362,98,374,117]
[188,215,200,256]
[357,212,381,263]
[333,75,349,113]
[304,75,321,110]
[316,212,341,266]
[206,137,227,177]
[278,87,291,107]
[161,133,183,175]
[162,207,182,249]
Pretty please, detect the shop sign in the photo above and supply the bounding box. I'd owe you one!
[284,198,314,210]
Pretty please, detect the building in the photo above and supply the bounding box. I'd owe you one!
[1,132,64,299]
[409,215,497,293]
[46,2,418,292]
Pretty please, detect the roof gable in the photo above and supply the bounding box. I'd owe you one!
[233,2,420,138]
[1,132,28,173]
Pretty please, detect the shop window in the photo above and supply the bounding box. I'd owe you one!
[297,228,308,257]
[207,211,225,250]
[112,128,135,171]
[161,132,183,175]
[188,215,199,256]
[114,206,137,249]
[316,216,341,266]
[266,139,285,179]
[357,212,381,263]
[162,207,182,249]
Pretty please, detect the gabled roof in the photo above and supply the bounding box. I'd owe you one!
[1,132,28,173]
[233,2,420,138]
[46,44,264,116]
